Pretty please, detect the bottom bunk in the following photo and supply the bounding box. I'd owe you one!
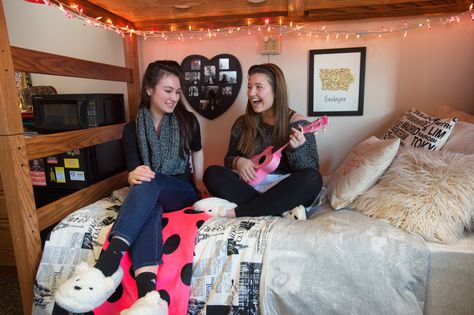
[31,187,474,315]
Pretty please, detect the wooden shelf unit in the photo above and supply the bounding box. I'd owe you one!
[0,2,140,313]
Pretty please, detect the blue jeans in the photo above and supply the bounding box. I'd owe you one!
[110,173,198,271]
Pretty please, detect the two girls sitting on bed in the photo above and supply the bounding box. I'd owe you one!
[53,61,322,314]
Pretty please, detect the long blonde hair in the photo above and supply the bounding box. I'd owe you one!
[237,63,290,156]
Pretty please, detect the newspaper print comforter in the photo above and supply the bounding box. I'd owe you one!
[188,216,278,315]
[32,189,429,315]
[33,196,120,314]
[32,190,277,315]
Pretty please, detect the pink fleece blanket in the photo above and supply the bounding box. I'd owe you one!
[94,208,210,315]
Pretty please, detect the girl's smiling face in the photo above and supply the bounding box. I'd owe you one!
[150,73,182,116]
[247,72,274,114]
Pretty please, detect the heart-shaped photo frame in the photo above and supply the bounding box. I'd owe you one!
[181,54,242,119]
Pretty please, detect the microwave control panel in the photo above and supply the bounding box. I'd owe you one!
[86,100,98,127]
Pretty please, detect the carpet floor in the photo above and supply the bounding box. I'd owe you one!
[0,275,23,315]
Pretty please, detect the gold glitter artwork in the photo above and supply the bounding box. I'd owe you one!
[319,68,355,91]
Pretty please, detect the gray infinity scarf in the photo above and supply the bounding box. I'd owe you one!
[136,107,188,175]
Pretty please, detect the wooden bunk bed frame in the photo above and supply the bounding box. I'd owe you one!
[1,2,472,314]
[0,2,140,313]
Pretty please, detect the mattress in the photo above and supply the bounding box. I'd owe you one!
[309,201,474,315]
[424,232,474,315]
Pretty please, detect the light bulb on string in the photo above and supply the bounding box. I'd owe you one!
[31,0,474,40]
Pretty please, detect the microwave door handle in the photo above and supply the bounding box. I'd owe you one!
[78,101,88,128]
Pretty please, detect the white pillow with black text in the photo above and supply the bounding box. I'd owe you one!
[382,109,456,151]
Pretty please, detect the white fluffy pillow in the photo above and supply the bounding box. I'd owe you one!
[382,109,456,151]
[328,136,400,210]
[441,121,474,154]
[353,148,474,244]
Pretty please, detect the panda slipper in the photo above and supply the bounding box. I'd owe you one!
[121,291,168,315]
[282,205,307,220]
[54,262,123,313]
[193,197,237,217]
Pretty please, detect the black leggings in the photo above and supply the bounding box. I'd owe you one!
[203,165,323,217]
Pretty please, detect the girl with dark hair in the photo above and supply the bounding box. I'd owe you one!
[198,63,323,218]
[53,60,207,314]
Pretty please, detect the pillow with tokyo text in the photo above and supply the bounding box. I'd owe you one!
[382,109,456,151]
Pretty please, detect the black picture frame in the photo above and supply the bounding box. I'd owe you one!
[181,54,242,120]
[308,47,366,116]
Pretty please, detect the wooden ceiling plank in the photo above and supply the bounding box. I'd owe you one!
[132,0,471,30]
[306,1,471,21]
[46,0,473,31]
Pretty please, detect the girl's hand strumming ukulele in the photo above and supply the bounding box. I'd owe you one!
[242,115,329,186]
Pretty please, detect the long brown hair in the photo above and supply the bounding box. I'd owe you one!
[139,60,194,157]
[237,63,290,156]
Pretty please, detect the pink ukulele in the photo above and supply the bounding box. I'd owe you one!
[248,115,329,186]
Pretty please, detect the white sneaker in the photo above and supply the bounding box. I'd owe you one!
[55,262,123,313]
[193,197,237,217]
[120,291,168,315]
[282,205,307,220]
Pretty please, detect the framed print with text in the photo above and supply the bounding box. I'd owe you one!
[308,47,366,116]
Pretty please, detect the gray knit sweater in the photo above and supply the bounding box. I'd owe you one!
[224,115,320,174]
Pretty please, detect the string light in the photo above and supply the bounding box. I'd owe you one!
[25,0,474,41]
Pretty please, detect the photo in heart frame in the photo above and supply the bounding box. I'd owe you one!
[181,54,242,119]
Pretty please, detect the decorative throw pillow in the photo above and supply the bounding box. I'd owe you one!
[328,136,400,210]
[433,104,474,124]
[352,148,474,244]
[441,121,474,154]
[382,109,456,151]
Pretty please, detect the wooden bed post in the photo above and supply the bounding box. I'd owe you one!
[0,1,42,314]
[123,34,141,120]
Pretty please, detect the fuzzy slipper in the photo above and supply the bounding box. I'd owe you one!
[120,291,168,315]
[193,197,237,217]
[54,262,123,313]
[282,205,307,220]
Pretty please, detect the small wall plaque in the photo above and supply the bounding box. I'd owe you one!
[261,36,281,55]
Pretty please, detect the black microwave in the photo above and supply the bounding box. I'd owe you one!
[33,93,125,133]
